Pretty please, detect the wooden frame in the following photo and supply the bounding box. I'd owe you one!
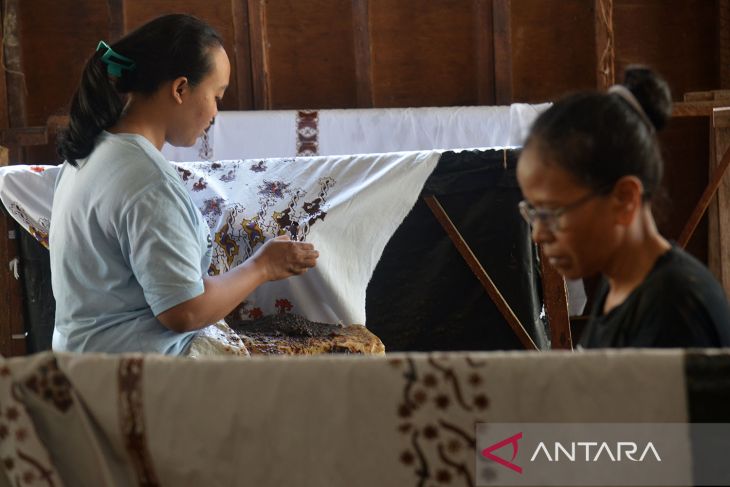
[673,94,730,299]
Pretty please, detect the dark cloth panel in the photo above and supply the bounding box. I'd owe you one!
[19,231,54,353]
[367,149,548,351]
[685,352,730,486]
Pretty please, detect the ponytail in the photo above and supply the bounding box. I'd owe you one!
[57,51,125,166]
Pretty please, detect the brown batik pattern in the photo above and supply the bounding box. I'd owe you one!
[296,110,319,156]
[391,355,491,487]
[118,357,160,487]
[22,357,73,413]
[0,362,62,486]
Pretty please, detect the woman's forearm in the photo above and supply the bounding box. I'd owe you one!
[156,259,268,332]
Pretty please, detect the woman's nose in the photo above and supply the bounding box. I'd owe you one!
[531,218,555,244]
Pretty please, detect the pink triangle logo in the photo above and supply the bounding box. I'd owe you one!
[481,432,523,474]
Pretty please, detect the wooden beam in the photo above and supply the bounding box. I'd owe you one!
[474,0,495,105]
[0,1,25,356]
[684,90,730,102]
[0,126,48,147]
[0,0,8,131]
[352,0,373,108]
[673,101,730,118]
[721,0,730,89]
[423,195,539,351]
[539,247,573,350]
[594,0,615,90]
[492,0,512,104]
[247,0,268,109]
[107,0,124,40]
[0,139,26,356]
[232,0,254,109]
[708,108,730,299]
[3,0,27,130]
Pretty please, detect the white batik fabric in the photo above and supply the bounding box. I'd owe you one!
[161,104,551,162]
[0,151,440,327]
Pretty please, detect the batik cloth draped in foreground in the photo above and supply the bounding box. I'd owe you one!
[3,349,726,486]
[0,151,441,326]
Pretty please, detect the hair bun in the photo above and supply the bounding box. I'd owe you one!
[622,65,672,131]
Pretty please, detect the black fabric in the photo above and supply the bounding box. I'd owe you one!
[581,246,730,348]
[18,231,55,353]
[366,149,548,351]
[685,352,730,486]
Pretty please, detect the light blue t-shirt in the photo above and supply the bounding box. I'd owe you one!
[50,131,212,355]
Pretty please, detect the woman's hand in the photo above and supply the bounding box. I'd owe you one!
[251,235,319,281]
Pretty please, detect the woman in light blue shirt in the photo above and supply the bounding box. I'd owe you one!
[51,14,318,355]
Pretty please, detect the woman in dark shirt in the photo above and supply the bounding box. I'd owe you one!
[516,66,730,348]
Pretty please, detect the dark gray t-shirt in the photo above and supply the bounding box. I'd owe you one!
[580,246,730,348]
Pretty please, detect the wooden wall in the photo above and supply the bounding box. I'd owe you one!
[1,0,725,134]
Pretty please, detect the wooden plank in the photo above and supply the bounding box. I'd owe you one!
[3,0,26,128]
[0,126,48,147]
[423,195,539,351]
[108,0,125,40]
[492,0,512,104]
[0,0,8,131]
[684,91,730,102]
[253,0,356,109]
[0,208,27,357]
[0,141,26,356]
[673,101,730,118]
[2,0,28,356]
[721,0,730,89]
[539,247,572,350]
[595,0,615,90]
[474,0,495,105]
[614,0,719,101]
[369,0,479,108]
[246,0,268,109]
[231,0,254,109]
[352,0,373,108]
[708,108,730,299]
[14,1,108,127]
[510,0,596,103]
[685,91,716,102]
[716,107,730,129]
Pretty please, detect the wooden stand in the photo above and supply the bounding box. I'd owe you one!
[0,145,27,356]
[674,93,730,300]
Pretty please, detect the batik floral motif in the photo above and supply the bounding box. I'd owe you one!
[8,203,49,248]
[0,360,63,486]
[258,180,290,200]
[392,356,492,487]
[249,160,267,173]
[214,221,240,270]
[22,357,73,412]
[275,299,293,314]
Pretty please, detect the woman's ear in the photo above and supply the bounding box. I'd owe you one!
[611,175,644,226]
[170,77,189,104]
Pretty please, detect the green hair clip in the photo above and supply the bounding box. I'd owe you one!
[96,41,136,77]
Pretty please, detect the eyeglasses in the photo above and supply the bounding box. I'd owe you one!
[518,190,606,233]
